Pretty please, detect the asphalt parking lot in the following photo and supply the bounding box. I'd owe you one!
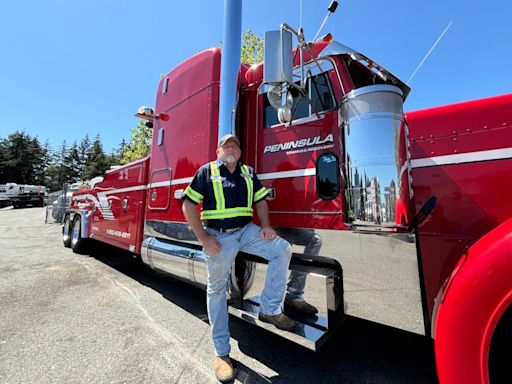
[0,207,438,383]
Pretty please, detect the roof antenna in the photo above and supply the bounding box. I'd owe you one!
[407,20,453,85]
[299,0,303,31]
[313,0,339,42]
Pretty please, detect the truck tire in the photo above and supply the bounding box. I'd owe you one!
[489,304,512,384]
[71,216,88,254]
[62,214,72,248]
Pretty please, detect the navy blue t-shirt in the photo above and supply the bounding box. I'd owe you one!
[183,160,268,229]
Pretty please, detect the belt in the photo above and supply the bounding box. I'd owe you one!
[206,225,243,234]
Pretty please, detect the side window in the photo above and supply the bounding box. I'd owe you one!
[289,85,309,120]
[263,98,280,127]
[316,152,340,200]
[310,72,335,113]
[263,72,336,127]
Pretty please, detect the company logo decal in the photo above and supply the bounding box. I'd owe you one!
[73,193,114,220]
[263,134,335,155]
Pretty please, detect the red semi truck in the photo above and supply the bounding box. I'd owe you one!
[61,22,511,384]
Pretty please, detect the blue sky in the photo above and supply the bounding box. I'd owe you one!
[0,0,510,152]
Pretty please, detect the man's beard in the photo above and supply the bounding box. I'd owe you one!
[225,155,237,164]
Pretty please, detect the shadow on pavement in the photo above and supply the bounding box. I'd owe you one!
[86,241,438,384]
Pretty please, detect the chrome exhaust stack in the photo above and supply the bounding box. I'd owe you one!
[218,0,242,139]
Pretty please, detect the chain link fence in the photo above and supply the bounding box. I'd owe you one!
[45,184,70,224]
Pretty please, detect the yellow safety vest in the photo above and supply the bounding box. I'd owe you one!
[184,161,268,220]
[200,162,254,220]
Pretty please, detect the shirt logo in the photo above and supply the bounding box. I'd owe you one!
[222,180,236,188]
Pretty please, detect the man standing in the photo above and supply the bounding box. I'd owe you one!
[182,134,296,382]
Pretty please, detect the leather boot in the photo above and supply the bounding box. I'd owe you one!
[214,355,235,383]
[258,311,298,331]
[284,299,319,316]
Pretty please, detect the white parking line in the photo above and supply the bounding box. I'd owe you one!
[42,224,59,233]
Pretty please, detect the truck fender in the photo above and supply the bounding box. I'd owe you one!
[67,210,92,239]
[433,217,512,384]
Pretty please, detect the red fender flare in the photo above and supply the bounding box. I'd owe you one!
[434,217,512,384]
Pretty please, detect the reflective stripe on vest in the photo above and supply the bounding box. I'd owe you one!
[201,207,253,220]
[200,161,254,221]
[241,164,253,208]
[209,161,225,210]
[254,186,268,202]
[183,186,203,204]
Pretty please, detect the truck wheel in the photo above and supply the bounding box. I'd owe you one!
[62,214,72,248]
[71,216,88,254]
[489,305,511,384]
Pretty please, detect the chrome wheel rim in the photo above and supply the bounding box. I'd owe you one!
[71,220,80,246]
[63,216,70,242]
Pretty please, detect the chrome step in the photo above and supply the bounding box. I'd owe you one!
[229,259,344,351]
[142,235,345,349]
[228,296,336,351]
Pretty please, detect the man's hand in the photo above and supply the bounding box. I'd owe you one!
[255,201,275,240]
[260,226,277,240]
[182,200,221,254]
[201,235,221,254]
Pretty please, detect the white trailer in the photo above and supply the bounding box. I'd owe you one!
[0,183,47,208]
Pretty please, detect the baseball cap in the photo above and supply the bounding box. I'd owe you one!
[218,134,240,148]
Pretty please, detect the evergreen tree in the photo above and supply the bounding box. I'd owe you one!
[54,140,67,170]
[78,135,91,179]
[107,148,120,167]
[0,131,44,184]
[54,140,69,189]
[33,139,51,185]
[83,135,110,180]
[116,138,128,162]
[0,137,8,182]
[62,141,81,183]
[44,165,61,191]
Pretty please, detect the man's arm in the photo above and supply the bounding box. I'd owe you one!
[255,200,276,240]
[182,199,220,254]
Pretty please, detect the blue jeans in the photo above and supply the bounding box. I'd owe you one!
[204,222,292,356]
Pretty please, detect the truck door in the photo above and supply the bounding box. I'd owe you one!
[256,60,344,229]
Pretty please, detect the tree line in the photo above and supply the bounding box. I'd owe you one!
[0,121,151,191]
